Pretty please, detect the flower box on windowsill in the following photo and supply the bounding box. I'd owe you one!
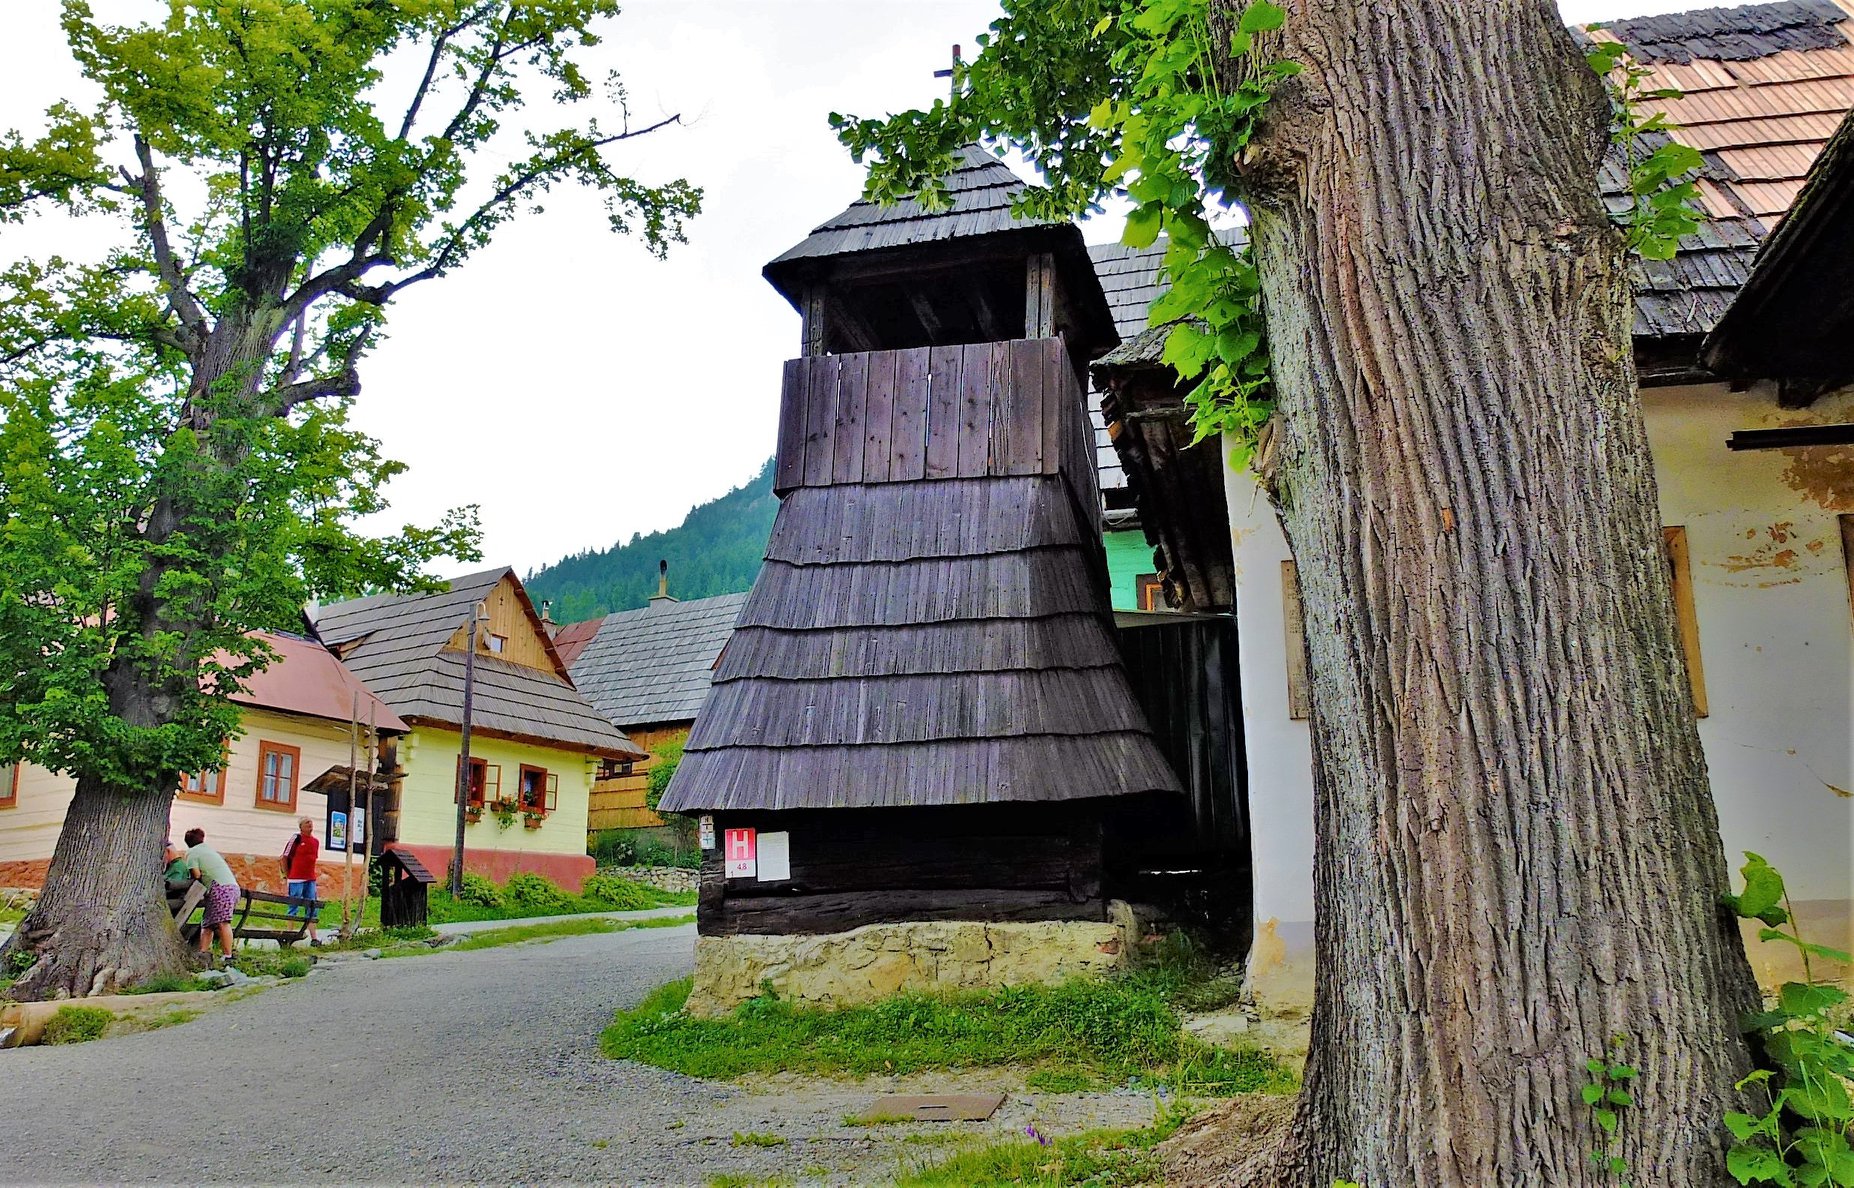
[521,813,545,830]
[464,807,484,824]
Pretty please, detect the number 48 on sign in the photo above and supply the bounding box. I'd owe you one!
[724,828,756,878]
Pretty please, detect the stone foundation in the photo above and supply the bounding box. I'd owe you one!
[686,910,1136,1017]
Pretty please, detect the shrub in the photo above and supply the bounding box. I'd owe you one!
[644,736,685,811]
[456,871,503,908]
[43,1005,113,1045]
[503,872,573,915]
[581,873,657,912]
[589,830,635,866]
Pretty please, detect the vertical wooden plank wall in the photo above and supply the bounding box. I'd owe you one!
[772,339,1090,491]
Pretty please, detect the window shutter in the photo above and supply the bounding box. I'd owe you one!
[545,773,559,812]
[485,764,501,799]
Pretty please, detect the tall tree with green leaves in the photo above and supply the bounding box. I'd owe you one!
[0,0,699,1000]
[835,0,1760,1180]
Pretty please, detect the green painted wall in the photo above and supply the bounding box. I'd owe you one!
[1103,528,1152,611]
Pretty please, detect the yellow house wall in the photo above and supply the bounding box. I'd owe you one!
[394,727,594,856]
[1227,380,1854,1014]
[1,706,369,868]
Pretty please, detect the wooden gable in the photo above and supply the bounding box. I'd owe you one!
[443,573,570,679]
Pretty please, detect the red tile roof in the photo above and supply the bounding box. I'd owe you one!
[231,630,408,733]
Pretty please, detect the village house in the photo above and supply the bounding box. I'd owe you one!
[557,567,747,839]
[0,630,406,894]
[310,567,644,891]
[1098,0,1854,1015]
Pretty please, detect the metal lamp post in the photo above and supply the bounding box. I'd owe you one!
[450,599,490,897]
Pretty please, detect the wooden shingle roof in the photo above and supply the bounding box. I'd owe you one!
[659,339,1182,814]
[311,568,642,759]
[568,593,748,731]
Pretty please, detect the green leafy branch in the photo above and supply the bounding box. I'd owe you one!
[1090,0,1297,466]
[829,0,1297,470]
[1585,38,1705,261]
[1583,1036,1639,1183]
[1720,852,1854,1186]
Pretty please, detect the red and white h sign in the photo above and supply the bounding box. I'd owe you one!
[724,828,757,878]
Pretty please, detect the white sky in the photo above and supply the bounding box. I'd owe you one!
[1,0,1704,576]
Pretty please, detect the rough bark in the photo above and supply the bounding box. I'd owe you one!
[1238,1,1763,1182]
[3,775,190,999]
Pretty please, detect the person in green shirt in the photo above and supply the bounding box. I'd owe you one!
[162,840,193,912]
[183,827,240,960]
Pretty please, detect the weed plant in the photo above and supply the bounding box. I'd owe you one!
[42,1004,113,1045]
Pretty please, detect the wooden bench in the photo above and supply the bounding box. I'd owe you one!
[170,884,321,946]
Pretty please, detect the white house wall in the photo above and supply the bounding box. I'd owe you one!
[1226,380,1854,1015]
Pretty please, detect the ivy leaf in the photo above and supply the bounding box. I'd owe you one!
[1594,1108,1619,1135]
[1731,852,1787,922]
[1239,1,1288,35]
[1123,202,1164,249]
[1726,1144,1794,1185]
[1780,982,1849,1017]
[1583,1083,1605,1105]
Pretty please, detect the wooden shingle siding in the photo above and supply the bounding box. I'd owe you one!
[765,478,1083,564]
[688,668,1152,748]
[714,616,1124,681]
[671,734,1178,812]
[738,551,1102,629]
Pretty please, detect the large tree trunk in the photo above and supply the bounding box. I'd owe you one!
[1239,1,1762,1182]
[8,316,278,1001]
[3,775,190,999]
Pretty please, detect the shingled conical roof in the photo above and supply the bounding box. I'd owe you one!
[761,145,1117,357]
[658,339,1183,814]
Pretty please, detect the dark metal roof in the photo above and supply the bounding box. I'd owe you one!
[311,568,642,758]
[568,593,748,730]
[1598,0,1845,63]
[660,339,1182,814]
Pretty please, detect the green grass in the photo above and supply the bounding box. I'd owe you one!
[893,1121,1179,1188]
[42,1004,114,1045]
[1024,1067,1104,1093]
[730,1132,787,1148]
[706,1176,792,1188]
[379,913,694,958]
[601,972,1292,1095]
[304,872,695,931]
[121,972,216,995]
[228,950,313,980]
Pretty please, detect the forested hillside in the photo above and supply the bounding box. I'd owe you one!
[525,459,775,623]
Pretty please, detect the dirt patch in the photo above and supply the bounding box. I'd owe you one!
[1159,1093,1296,1187]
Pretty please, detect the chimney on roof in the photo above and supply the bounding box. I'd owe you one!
[650,558,677,605]
[539,599,554,629]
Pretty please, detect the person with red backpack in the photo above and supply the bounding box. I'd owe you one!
[281,817,321,946]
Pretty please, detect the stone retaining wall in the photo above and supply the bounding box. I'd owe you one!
[597,865,698,894]
[686,906,1137,1016]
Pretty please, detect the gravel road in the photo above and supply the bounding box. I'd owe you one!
[0,923,755,1185]
[0,920,1157,1184]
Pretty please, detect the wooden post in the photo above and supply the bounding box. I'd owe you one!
[801,285,828,356]
[344,691,357,935]
[1025,253,1056,339]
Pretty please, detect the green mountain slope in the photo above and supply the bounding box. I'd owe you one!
[524,459,775,623]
